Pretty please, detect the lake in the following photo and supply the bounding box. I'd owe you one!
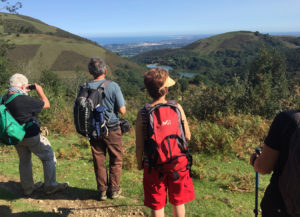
[146,64,196,78]
[146,64,173,71]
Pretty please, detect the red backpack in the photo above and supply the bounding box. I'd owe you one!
[141,101,192,178]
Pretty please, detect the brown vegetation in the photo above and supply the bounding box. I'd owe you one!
[51,50,90,71]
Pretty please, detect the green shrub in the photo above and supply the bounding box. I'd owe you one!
[189,115,270,156]
[190,122,234,154]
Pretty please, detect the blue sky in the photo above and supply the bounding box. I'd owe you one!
[16,0,300,37]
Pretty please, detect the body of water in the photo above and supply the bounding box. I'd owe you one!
[180,72,196,78]
[146,64,173,71]
[88,36,181,45]
[87,34,211,45]
[146,64,196,78]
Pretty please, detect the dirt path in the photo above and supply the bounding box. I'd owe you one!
[0,175,147,217]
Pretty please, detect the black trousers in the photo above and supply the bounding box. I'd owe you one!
[261,184,292,217]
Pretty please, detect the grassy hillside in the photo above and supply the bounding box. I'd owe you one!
[133,31,300,60]
[184,31,260,54]
[0,12,146,90]
[0,121,272,217]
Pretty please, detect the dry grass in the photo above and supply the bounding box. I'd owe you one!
[47,105,76,136]
[189,114,270,156]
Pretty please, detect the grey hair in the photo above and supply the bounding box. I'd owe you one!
[9,73,28,87]
[88,57,106,78]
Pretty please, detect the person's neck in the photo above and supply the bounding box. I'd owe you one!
[94,75,106,81]
[152,96,167,106]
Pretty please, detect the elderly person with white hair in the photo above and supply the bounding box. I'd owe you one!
[1,73,68,196]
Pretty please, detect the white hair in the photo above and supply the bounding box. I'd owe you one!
[9,73,28,87]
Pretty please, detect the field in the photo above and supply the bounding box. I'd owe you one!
[0,129,272,217]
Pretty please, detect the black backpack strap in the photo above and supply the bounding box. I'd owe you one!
[96,80,111,110]
[140,104,157,173]
[140,104,152,137]
[291,112,300,127]
[101,80,111,87]
[97,80,111,92]
[95,80,113,136]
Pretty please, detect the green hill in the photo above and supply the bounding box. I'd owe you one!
[0,12,146,95]
[132,31,300,84]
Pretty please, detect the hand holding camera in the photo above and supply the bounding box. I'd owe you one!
[28,84,36,90]
[27,83,43,92]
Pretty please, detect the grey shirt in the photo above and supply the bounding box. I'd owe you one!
[87,79,126,123]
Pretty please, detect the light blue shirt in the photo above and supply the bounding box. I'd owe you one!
[87,79,126,123]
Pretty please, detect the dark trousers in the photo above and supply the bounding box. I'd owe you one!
[261,184,292,217]
[262,210,291,217]
[90,127,123,192]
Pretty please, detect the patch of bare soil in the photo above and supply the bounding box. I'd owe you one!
[0,175,147,217]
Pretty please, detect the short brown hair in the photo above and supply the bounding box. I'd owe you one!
[144,68,168,100]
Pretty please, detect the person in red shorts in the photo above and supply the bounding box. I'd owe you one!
[135,68,195,217]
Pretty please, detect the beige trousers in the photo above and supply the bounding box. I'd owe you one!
[15,134,58,191]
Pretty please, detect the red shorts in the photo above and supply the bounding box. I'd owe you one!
[143,166,195,210]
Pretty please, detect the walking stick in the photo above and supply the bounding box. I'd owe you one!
[254,170,259,217]
[254,147,262,217]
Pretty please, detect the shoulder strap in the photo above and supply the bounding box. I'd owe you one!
[291,112,300,128]
[148,103,164,114]
[140,104,152,140]
[97,80,111,90]
[97,80,113,121]
[4,93,21,105]
[97,80,111,102]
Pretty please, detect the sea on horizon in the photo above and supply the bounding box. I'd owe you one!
[86,32,300,45]
[86,35,211,45]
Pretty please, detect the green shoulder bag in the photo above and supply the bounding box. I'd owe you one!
[0,93,27,145]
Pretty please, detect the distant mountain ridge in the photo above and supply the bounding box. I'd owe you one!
[132,31,300,83]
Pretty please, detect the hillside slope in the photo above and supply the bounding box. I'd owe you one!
[0,12,146,92]
[132,31,300,82]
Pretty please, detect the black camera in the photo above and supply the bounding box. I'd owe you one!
[119,118,130,134]
[28,84,36,90]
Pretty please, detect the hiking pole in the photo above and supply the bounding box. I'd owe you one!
[254,169,259,217]
[254,147,262,217]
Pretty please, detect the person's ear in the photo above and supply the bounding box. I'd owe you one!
[21,84,26,90]
[21,84,29,92]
